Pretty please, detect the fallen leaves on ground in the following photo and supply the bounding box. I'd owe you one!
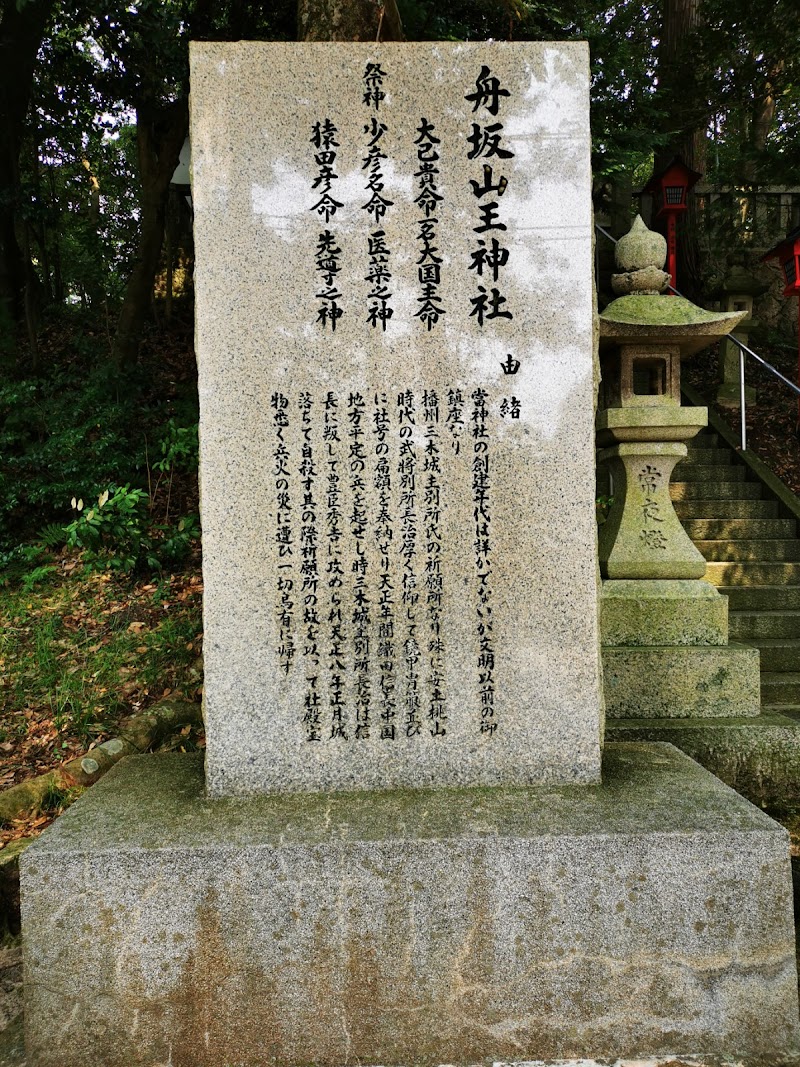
[0,562,204,845]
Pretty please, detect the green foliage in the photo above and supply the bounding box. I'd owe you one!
[0,544,53,589]
[65,485,151,572]
[37,522,68,548]
[596,494,614,525]
[157,514,201,565]
[0,364,145,552]
[40,780,84,814]
[153,420,198,474]
[0,300,200,582]
[63,485,200,573]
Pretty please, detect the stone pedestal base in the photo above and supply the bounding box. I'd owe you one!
[21,746,799,1067]
[718,334,756,409]
[603,644,761,717]
[717,380,756,409]
[601,578,728,646]
[608,714,800,808]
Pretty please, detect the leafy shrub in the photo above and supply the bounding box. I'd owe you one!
[154,420,198,474]
[64,486,199,573]
[65,486,151,571]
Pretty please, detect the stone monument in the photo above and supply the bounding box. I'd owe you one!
[19,43,800,1067]
[192,41,603,795]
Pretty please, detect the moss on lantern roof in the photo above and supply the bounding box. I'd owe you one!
[600,294,738,326]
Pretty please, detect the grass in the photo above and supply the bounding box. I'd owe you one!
[0,551,204,842]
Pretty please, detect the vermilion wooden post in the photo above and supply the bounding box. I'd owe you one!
[666,213,678,292]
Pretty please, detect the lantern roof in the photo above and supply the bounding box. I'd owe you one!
[708,263,769,300]
[643,156,702,196]
[761,225,800,264]
[599,295,747,357]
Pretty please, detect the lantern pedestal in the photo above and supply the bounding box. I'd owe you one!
[598,442,705,580]
[711,263,766,409]
[600,580,727,648]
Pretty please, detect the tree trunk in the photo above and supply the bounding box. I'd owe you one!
[111,97,188,368]
[298,0,403,42]
[654,0,705,298]
[0,0,53,332]
[743,61,783,184]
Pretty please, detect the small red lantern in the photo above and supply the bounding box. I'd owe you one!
[762,227,800,298]
[763,226,800,424]
[643,157,702,293]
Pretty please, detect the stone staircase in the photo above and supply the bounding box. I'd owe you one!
[673,428,800,720]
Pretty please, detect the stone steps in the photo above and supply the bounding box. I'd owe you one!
[674,464,748,482]
[723,584,800,610]
[730,611,800,640]
[696,539,800,561]
[670,480,762,500]
[688,433,719,448]
[674,499,779,519]
[681,517,795,539]
[748,638,800,672]
[761,673,800,705]
[673,425,800,724]
[679,449,733,466]
[704,561,800,586]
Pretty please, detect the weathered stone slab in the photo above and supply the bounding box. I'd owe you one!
[190,42,601,795]
[603,643,761,717]
[21,745,799,1066]
[608,714,800,808]
[601,578,728,646]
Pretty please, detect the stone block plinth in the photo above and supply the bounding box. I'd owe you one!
[601,578,728,646]
[603,644,761,718]
[608,714,800,808]
[21,745,799,1066]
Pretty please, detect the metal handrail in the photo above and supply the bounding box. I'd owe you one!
[595,222,800,451]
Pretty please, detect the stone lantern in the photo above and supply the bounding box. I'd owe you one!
[598,215,746,655]
[763,226,800,425]
[711,260,767,409]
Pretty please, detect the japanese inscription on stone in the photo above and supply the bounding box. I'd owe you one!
[191,42,602,794]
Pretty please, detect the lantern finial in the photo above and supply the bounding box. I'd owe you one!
[611,215,670,296]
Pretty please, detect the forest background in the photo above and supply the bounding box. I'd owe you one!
[0,0,799,838]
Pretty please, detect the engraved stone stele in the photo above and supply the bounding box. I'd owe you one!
[190,41,603,795]
[20,45,800,1067]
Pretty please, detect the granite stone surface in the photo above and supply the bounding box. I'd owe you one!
[600,579,728,646]
[603,643,761,717]
[21,745,800,1066]
[190,42,601,795]
[608,714,800,807]
[598,443,708,580]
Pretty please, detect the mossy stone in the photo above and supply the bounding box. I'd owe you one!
[614,214,667,272]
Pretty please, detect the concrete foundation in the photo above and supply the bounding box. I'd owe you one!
[21,744,799,1067]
